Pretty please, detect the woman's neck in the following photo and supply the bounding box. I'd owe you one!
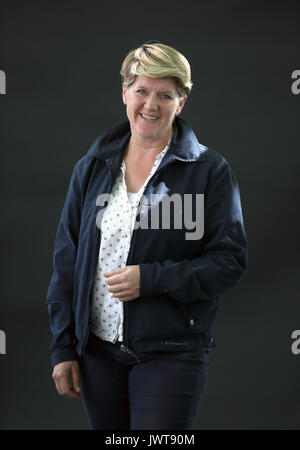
[125,130,172,162]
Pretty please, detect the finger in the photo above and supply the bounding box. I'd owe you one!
[105,275,125,286]
[68,389,80,400]
[53,377,63,396]
[111,288,132,299]
[107,282,124,293]
[117,293,131,300]
[59,377,79,400]
[119,296,130,302]
[52,368,64,396]
[119,294,135,302]
[65,390,80,400]
[103,268,125,277]
[120,287,140,301]
[59,374,72,396]
[71,364,80,394]
[58,373,79,399]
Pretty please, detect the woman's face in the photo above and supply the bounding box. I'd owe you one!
[122,75,187,144]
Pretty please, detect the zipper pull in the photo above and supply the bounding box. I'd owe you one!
[120,344,141,364]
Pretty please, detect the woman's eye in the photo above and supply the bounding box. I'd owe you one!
[136,90,171,100]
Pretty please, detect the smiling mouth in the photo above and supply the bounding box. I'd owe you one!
[140,113,159,121]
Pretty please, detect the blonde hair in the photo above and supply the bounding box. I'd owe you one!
[120,41,193,98]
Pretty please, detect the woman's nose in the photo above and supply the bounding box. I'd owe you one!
[144,94,158,111]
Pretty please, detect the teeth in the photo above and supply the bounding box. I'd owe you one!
[141,114,158,120]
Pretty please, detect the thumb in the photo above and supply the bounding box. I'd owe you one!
[71,363,80,393]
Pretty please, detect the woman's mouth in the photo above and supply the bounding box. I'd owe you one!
[139,113,159,121]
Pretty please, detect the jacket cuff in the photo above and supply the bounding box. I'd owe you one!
[50,347,79,368]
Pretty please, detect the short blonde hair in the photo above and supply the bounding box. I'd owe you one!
[120,41,193,98]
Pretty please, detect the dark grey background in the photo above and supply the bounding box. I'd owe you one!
[1,0,299,429]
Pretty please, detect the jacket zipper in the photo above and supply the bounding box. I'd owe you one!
[82,158,112,355]
[82,230,101,355]
[123,158,177,350]
[120,344,141,364]
[123,228,137,348]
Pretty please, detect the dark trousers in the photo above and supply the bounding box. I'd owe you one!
[79,332,210,430]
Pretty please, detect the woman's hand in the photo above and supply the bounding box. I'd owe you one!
[104,265,140,302]
[52,360,80,400]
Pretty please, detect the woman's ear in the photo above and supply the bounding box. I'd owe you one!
[122,82,127,105]
[176,95,187,116]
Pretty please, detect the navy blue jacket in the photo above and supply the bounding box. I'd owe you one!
[46,117,248,367]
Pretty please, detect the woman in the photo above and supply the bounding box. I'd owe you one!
[46,42,248,430]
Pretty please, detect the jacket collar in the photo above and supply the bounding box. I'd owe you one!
[87,116,208,163]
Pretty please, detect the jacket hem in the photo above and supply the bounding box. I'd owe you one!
[131,336,216,352]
